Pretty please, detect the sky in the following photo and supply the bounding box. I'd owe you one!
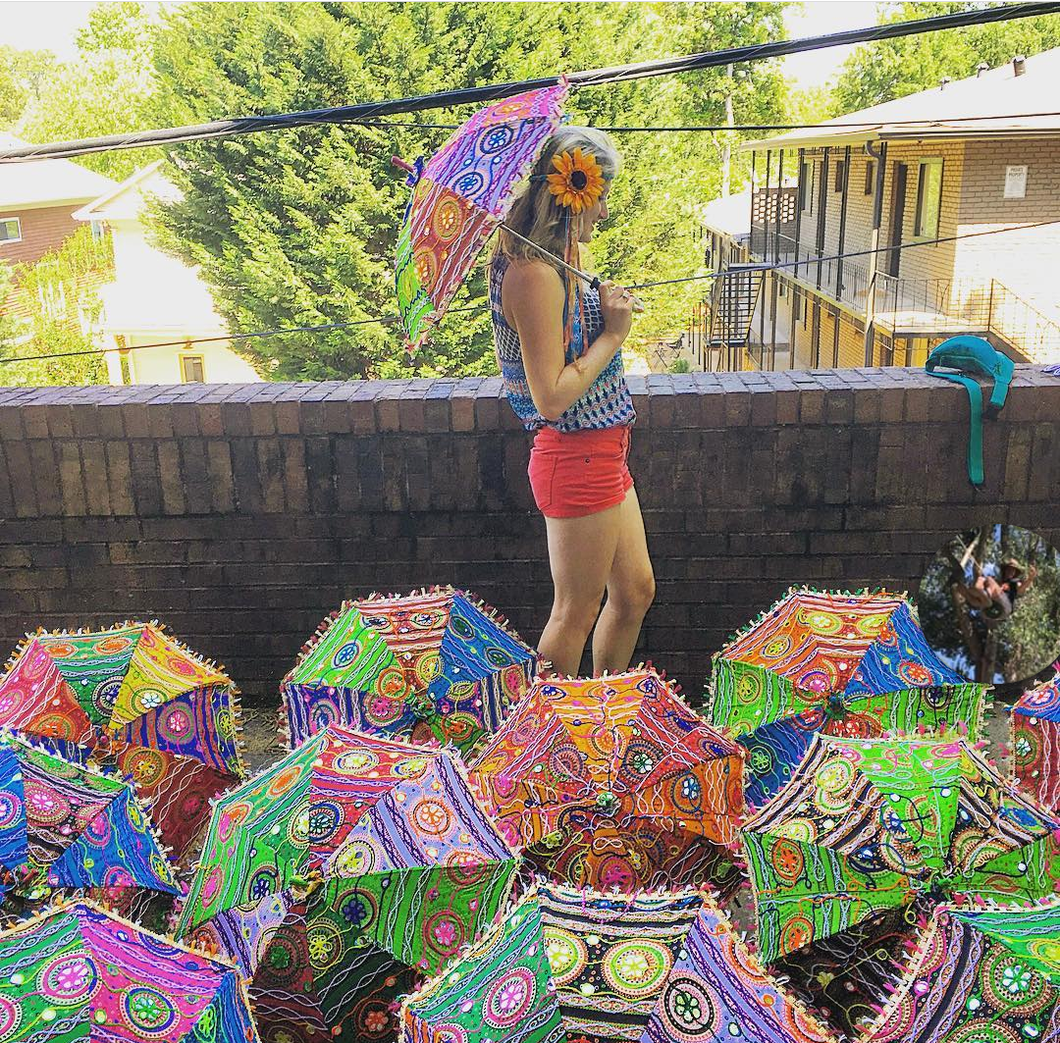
[0,0,881,89]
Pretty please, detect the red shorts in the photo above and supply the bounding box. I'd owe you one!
[528,426,634,519]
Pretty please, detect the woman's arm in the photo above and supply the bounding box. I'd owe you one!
[504,261,632,423]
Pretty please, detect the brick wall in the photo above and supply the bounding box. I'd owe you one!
[0,205,83,268]
[0,372,1057,705]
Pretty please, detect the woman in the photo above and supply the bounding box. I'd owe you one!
[490,126,654,677]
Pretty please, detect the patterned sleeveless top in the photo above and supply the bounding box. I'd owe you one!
[489,255,636,433]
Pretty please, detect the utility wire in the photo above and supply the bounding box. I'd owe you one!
[3,222,1055,367]
[1,2,1057,163]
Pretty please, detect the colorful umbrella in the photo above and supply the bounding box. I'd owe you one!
[0,732,180,912]
[865,897,1060,1043]
[178,727,518,1043]
[0,622,246,862]
[708,588,989,807]
[1012,671,1060,813]
[742,734,1060,965]
[0,899,257,1042]
[471,668,744,895]
[281,587,537,757]
[641,897,837,1043]
[395,82,568,350]
[401,891,564,1043]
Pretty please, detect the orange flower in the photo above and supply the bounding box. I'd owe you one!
[546,148,605,214]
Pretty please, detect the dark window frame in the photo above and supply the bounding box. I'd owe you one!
[913,157,944,240]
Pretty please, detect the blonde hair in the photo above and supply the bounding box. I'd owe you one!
[494,125,620,268]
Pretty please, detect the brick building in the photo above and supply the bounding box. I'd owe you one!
[0,133,116,269]
[694,50,1060,372]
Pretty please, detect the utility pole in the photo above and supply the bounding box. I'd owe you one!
[721,63,734,197]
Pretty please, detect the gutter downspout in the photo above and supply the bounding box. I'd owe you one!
[863,139,888,365]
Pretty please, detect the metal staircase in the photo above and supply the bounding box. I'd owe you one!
[707,264,765,346]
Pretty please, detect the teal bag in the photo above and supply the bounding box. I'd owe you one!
[925,335,1013,486]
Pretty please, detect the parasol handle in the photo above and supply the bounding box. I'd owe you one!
[391,156,415,174]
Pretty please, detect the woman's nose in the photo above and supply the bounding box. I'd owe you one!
[599,202,609,220]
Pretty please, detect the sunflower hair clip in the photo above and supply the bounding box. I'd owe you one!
[546,148,605,214]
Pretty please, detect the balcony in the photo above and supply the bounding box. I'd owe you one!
[0,371,1056,700]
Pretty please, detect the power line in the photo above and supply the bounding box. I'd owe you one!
[2,222,1055,367]
[1,3,1057,164]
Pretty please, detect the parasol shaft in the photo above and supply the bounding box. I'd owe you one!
[497,223,601,290]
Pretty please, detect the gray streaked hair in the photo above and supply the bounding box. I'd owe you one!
[494,125,620,268]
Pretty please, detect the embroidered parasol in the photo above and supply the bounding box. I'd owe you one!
[471,667,744,895]
[0,733,180,914]
[864,897,1060,1043]
[281,587,537,758]
[1012,671,1060,813]
[0,621,246,863]
[394,82,569,351]
[708,588,989,807]
[178,726,518,1043]
[0,899,257,1042]
[742,734,1060,966]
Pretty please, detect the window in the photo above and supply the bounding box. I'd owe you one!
[0,217,21,243]
[90,219,106,242]
[798,161,813,212]
[180,354,206,382]
[914,158,943,239]
[834,160,846,193]
[864,161,875,195]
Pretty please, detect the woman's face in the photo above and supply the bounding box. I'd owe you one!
[577,181,611,243]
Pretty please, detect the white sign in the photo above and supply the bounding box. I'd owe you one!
[1004,164,1028,199]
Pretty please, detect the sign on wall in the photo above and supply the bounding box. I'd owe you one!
[1004,164,1028,199]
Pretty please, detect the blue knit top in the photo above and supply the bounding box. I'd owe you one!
[489,255,636,433]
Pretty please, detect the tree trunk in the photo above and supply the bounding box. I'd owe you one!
[721,63,734,198]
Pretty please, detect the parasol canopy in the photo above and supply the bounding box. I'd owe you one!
[1012,671,1060,813]
[0,899,257,1043]
[0,622,246,862]
[0,732,180,912]
[742,734,1060,965]
[471,667,744,895]
[178,726,518,1043]
[708,588,989,807]
[865,897,1060,1043]
[395,82,569,350]
[281,587,536,757]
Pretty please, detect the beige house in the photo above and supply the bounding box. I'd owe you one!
[73,162,262,385]
[695,49,1060,372]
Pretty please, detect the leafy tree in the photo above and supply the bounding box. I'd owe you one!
[0,46,56,129]
[0,228,112,386]
[148,1,791,380]
[833,1,1060,112]
[16,2,159,180]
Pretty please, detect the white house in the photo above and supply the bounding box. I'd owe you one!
[73,162,262,384]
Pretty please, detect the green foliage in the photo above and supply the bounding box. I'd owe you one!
[147,1,791,380]
[16,2,159,180]
[670,357,691,373]
[833,1,1060,112]
[0,46,56,129]
[0,228,112,387]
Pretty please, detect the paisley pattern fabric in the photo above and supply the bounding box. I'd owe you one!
[641,899,837,1043]
[742,735,1060,964]
[866,899,1060,1043]
[471,668,743,896]
[540,884,702,1042]
[708,589,989,807]
[0,900,257,1043]
[402,893,564,1043]
[0,622,245,862]
[282,587,536,758]
[396,82,568,350]
[178,727,518,1043]
[1012,673,1060,813]
[0,733,179,912]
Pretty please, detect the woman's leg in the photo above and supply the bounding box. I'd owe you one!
[592,487,655,675]
[538,503,624,676]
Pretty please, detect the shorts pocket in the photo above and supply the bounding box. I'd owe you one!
[529,455,558,513]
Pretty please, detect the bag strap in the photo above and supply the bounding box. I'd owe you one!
[925,367,985,486]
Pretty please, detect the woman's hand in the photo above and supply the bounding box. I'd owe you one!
[599,281,635,342]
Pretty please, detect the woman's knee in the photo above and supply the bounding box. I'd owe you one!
[550,596,604,637]
[612,571,656,618]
